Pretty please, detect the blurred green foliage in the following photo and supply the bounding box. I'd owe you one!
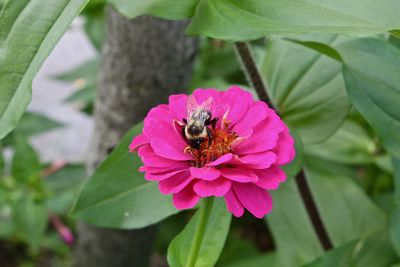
[0,118,85,266]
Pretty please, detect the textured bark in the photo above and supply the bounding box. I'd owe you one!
[74,8,198,267]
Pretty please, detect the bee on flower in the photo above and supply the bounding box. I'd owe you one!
[130,86,295,218]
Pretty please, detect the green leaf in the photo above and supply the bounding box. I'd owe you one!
[11,135,41,182]
[81,0,106,51]
[2,112,63,146]
[109,1,400,41]
[168,198,231,267]
[305,157,386,246]
[84,12,106,52]
[0,0,88,140]
[13,197,48,252]
[65,84,96,104]
[303,240,357,267]
[390,30,400,39]
[285,39,343,62]
[262,36,349,143]
[338,38,400,157]
[304,230,397,267]
[44,164,86,214]
[267,179,323,267]
[107,0,198,20]
[55,57,99,114]
[219,254,276,267]
[391,157,400,256]
[54,57,100,82]
[0,146,4,175]
[305,119,377,164]
[71,124,178,229]
[390,32,400,50]
[186,1,400,41]
[269,158,387,267]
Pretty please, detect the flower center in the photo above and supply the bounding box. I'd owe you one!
[185,128,237,167]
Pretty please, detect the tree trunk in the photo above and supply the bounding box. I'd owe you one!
[74,8,198,267]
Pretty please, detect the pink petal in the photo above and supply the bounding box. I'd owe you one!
[139,164,188,174]
[151,138,191,161]
[158,170,194,194]
[233,102,268,135]
[172,183,200,210]
[221,86,252,125]
[169,94,188,120]
[138,145,184,168]
[193,178,231,197]
[206,153,233,167]
[129,134,149,151]
[145,169,188,181]
[254,166,286,190]
[190,167,221,181]
[233,121,281,155]
[141,156,185,168]
[220,167,258,183]
[238,151,277,169]
[144,107,186,148]
[224,189,244,217]
[233,183,273,218]
[273,129,296,165]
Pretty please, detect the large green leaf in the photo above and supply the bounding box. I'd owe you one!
[262,36,349,143]
[337,38,400,157]
[305,157,386,245]
[71,124,178,229]
[305,119,376,164]
[187,1,400,40]
[0,0,88,140]
[267,179,323,267]
[168,198,231,267]
[107,0,198,20]
[269,158,386,267]
[109,0,400,41]
[391,157,400,256]
[304,230,397,267]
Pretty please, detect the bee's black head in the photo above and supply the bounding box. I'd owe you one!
[188,125,203,135]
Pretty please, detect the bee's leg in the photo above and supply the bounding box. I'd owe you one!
[182,118,187,124]
[206,118,218,129]
[206,127,213,145]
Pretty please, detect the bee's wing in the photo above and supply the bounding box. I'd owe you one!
[200,97,213,112]
[187,95,199,118]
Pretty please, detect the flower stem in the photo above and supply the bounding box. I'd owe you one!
[234,41,333,251]
[186,197,214,267]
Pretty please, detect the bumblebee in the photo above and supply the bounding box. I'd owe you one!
[182,96,217,149]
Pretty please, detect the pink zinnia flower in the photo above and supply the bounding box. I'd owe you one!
[130,86,295,218]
